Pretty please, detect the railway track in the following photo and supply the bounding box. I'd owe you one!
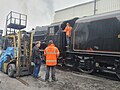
[16,77,29,86]
[56,65,120,81]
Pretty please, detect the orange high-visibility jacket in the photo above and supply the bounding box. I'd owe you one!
[44,44,60,66]
[64,26,72,37]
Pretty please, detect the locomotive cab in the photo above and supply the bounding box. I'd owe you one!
[47,22,61,48]
[46,18,79,52]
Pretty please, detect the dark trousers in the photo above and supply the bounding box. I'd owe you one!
[33,64,41,78]
[45,66,56,80]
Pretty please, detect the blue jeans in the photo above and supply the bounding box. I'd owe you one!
[33,64,41,78]
[66,36,70,46]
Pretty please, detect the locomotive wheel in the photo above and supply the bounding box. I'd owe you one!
[116,65,120,79]
[78,59,94,74]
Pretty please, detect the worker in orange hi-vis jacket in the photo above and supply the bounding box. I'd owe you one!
[44,40,60,82]
[64,23,72,47]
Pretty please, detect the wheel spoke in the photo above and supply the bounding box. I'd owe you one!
[78,59,94,74]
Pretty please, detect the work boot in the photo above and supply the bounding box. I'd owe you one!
[52,78,58,82]
[44,78,49,82]
[65,45,69,48]
[66,45,70,51]
[45,79,49,82]
[51,79,58,82]
[37,76,41,79]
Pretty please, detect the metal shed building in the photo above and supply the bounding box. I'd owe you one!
[54,0,120,22]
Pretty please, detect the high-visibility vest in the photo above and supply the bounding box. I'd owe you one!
[44,44,60,66]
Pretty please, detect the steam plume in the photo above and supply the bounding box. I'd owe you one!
[0,0,54,34]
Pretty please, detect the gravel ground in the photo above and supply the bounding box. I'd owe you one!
[0,64,120,90]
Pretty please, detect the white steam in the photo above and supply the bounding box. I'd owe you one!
[0,0,54,33]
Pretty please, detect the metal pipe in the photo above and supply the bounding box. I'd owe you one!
[94,0,97,15]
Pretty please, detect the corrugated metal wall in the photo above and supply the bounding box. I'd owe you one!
[54,0,120,22]
[74,2,94,18]
[96,0,120,14]
[54,7,74,22]
[54,2,94,22]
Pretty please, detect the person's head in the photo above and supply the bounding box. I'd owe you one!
[66,23,70,26]
[35,41,41,48]
[48,40,54,45]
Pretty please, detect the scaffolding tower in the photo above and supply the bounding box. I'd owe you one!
[5,11,27,35]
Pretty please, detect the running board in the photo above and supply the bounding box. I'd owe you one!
[102,70,116,74]
[65,64,73,67]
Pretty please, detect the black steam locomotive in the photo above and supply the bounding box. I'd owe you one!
[34,10,120,79]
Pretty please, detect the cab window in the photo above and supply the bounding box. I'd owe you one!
[49,27,54,35]
[48,26,59,35]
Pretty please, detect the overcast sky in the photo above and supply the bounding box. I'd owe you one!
[0,0,93,35]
